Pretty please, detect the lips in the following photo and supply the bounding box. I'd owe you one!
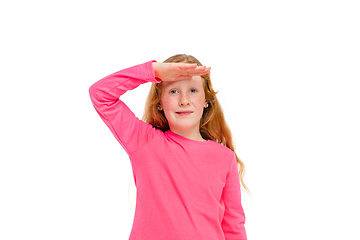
[176,111,193,116]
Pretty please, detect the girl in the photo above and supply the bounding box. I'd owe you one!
[89,54,248,240]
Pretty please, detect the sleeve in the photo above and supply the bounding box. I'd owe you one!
[89,60,162,155]
[221,152,247,240]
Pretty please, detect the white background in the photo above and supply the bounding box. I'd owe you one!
[1,0,359,239]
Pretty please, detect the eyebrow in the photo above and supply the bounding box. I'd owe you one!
[164,81,201,88]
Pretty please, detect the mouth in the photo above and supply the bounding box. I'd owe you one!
[175,111,193,116]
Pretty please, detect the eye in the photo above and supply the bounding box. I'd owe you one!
[190,89,197,93]
[170,89,178,94]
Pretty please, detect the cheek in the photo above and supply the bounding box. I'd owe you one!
[196,96,205,105]
[193,94,206,108]
[161,95,176,110]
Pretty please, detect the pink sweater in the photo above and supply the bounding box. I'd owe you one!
[89,61,247,240]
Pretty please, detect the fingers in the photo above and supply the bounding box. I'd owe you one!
[177,64,211,76]
[176,69,211,81]
[188,66,211,76]
[178,63,198,69]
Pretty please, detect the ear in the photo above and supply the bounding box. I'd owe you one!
[158,104,163,111]
[204,101,209,108]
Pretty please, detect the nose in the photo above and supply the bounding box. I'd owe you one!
[179,92,190,106]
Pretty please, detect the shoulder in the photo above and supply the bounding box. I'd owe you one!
[206,140,236,159]
[203,141,237,175]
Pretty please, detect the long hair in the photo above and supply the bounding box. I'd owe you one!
[142,54,249,194]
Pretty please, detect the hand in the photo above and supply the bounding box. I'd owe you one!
[152,62,211,82]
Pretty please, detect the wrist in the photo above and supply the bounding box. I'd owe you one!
[152,62,159,78]
[151,61,163,82]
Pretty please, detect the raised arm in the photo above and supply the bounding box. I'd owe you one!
[89,60,211,155]
[89,60,161,155]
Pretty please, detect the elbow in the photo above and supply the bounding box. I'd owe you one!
[89,83,95,97]
[89,82,99,102]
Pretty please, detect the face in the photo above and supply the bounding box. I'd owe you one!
[160,76,208,135]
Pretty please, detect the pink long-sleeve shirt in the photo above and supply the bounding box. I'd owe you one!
[89,60,247,240]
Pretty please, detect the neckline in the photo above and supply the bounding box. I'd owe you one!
[166,130,211,144]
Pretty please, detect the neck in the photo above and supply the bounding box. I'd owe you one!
[170,128,206,142]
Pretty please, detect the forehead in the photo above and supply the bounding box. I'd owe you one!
[162,76,204,89]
